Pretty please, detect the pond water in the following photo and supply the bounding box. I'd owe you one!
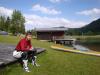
[73,45,90,51]
[82,44,100,52]
[73,44,100,52]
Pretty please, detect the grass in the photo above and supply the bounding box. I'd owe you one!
[0,35,100,75]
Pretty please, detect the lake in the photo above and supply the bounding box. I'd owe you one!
[73,40,100,52]
[82,44,100,52]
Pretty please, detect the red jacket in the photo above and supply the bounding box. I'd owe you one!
[15,38,32,51]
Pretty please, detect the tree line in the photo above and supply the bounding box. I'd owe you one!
[0,10,25,35]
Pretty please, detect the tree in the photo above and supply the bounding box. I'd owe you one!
[11,10,25,35]
[31,28,37,36]
[5,16,11,32]
[0,16,6,31]
[66,28,81,35]
[84,31,94,35]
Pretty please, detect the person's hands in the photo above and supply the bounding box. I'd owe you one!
[29,47,33,50]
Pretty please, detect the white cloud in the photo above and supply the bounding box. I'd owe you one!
[0,7,13,16]
[32,4,61,15]
[76,8,100,16]
[76,8,100,21]
[49,0,68,3]
[24,14,87,30]
[0,6,87,31]
[49,0,62,3]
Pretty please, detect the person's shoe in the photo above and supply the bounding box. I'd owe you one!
[25,69,30,72]
[32,56,36,66]
[32,60,40,67]
[34,56,37,59]
[32,60,35,66]
[35,63,40,67]
[23,60,30,72]
[23,67,30,72]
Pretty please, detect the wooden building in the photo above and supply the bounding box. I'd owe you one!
[35,27,68,40]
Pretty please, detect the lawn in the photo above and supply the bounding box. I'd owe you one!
[0,35,100,75]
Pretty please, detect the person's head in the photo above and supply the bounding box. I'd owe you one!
[25,32,32,40]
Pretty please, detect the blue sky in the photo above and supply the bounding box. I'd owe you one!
[0,0,100,30]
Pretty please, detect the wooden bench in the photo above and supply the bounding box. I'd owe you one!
[0,43,45,67]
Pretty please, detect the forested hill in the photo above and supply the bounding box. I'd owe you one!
[67,18,100,35]
[80,18,100,34]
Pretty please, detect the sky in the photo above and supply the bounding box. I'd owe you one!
[0,0,100,31]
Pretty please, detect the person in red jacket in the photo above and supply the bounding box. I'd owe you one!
[15,32,40,72]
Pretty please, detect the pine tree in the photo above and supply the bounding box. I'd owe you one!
[0,16,6,31]
[11,10,25,35]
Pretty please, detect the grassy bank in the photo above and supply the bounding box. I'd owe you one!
[65,35,100,44]
[0,35,100,75]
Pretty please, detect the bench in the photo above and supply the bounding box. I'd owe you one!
[0,43,45,67]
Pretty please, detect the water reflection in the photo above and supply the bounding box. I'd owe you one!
[82,44,100,52]
[73,45,90,51]
[73,43,100,52]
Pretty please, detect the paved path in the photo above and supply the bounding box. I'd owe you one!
[0,43,45,67]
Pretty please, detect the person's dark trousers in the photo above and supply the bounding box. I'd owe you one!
[18,49,37,67]
[21,49,37,60]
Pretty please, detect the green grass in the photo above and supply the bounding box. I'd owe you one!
[0,35,100,75]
